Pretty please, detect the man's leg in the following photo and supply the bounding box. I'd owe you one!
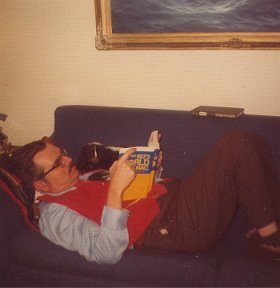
[140,129,280,254]
[175,129,279,251]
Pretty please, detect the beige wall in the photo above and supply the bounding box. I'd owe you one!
[1,0,280,146]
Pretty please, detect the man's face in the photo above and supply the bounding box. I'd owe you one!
[33,143,80,193]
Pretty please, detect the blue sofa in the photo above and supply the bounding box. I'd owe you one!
[1,105,280,287]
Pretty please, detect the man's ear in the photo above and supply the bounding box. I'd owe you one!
[34,179,48,193]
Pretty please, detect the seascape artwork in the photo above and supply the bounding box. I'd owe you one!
[111,0,280,33]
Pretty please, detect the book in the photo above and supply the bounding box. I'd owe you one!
[119,130,160,201]
[191,106,244,118]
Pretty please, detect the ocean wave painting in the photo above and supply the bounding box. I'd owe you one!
[111,0,280,33]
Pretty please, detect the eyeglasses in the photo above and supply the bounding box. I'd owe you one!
[37,148,68,180]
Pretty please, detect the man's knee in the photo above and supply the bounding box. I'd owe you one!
[223,128,264,148]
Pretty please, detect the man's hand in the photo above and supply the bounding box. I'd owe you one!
[106,148,136,210]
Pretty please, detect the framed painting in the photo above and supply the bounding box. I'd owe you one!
[94,0,280,50]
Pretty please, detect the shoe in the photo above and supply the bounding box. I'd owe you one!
[246,228,280,263]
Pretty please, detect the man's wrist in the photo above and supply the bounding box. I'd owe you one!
[106,188,124,210]
[102,206,129,230]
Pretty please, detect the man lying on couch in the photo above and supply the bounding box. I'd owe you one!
[6,129,280,264]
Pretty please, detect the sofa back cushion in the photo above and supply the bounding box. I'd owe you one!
[52,106,280,180]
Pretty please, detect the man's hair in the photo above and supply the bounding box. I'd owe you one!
[7,140,46,189]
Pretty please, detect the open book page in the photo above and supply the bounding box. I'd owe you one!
[148,130,160,150]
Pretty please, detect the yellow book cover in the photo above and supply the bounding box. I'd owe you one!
[119,131,160,201]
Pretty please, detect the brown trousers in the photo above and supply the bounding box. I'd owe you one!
[139,129,280,252]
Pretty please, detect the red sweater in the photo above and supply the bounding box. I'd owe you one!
[38,180,167,247]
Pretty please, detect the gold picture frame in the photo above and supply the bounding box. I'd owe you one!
[95,0,280,50]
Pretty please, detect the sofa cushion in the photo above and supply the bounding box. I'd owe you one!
[217,256,280,287]
[12,229,220,286]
